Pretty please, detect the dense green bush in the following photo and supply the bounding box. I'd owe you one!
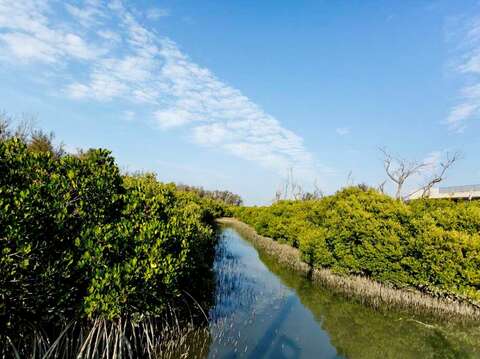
[0,136,218,330]
[233,186,480,302]
[124,173,234,221]
[176,183,243,206]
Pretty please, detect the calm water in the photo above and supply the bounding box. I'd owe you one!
[203,226,480,359]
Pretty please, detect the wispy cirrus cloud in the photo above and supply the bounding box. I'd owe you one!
[146,8,170,20]
[0,0,101,63]
[0,0,316,176]
[446,15,480,132]
[335,127,350,136]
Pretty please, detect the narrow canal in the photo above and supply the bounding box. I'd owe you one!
[203,225,480,358]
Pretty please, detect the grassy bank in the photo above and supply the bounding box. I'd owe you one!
[252,231,480,358]
[218,218,480,320]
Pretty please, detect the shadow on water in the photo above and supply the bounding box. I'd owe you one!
[206,227,341,358]
[201,226,480,359]
[247,295,300,359]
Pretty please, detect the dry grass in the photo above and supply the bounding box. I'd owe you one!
[1,306,211,359]
[217,218,480,321]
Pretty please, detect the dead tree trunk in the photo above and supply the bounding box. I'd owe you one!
[379,147,427,201]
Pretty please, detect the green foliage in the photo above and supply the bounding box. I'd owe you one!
[176,183,243,206]
[0,136,218,329]
[124,173,234,220]
[298,226,334,268]
[233,186,480,302]
[27,129,64,157]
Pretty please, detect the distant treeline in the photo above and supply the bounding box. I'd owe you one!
[177,184,243,206]
[233,186,480,304]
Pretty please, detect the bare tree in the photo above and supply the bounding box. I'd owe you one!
[276,167,299,200]
[346,170,354,187]
[418,151,461,198]
[0,112,66,157]
[379,147,428,200]
[274,189,282,203]
[0,111,35,141]
[377,180,387,194]
[0,111,10,140]
[311,179,324,199]
[273,168,323,202]
[286,167,305,200]
[14,113,36,141]
[300,181,324,200]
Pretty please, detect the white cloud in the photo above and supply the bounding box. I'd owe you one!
[193,123,229,146]
[65,3,104,27]
[0,32,58,63]
[146,8,170,20]
[66,72,128,101]
[154,109,196,129]
[336,127,350,136]
[97,30,121,43]
[447,16,480,132]
[0,0,101,63]
[446,102,478,132]
[0,0,317,177]
[63,33,98,60]
[66,83,90,99]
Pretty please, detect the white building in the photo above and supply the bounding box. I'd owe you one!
[408,185,480,201]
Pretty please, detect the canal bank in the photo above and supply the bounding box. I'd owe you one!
[204,224,480,358]
[216,218,480,321]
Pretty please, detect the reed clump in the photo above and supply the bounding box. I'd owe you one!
[1,313,211,359]
[219,218,480,320]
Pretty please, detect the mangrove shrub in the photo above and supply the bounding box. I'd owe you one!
[0,137,218,330]
[233,186,480,302]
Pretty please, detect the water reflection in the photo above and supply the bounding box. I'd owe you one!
[207,228,342,358]
[256,239,480,359]
[202,226,480,359]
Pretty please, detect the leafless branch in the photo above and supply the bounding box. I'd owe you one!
[379,147,428,200]
[346,170,354,187]
[273,169,323,202]
[419,151,461,198]
[377,180,387,194]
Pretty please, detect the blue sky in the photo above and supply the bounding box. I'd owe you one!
[1,0,479,204]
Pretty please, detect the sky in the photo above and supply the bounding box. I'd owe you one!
[0,0,479,204]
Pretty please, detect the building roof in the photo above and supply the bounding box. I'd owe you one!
[408,184,480,200]
[439,184,480,194]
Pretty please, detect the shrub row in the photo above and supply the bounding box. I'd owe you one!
[0,137,222,329]
[233,186,480,302]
